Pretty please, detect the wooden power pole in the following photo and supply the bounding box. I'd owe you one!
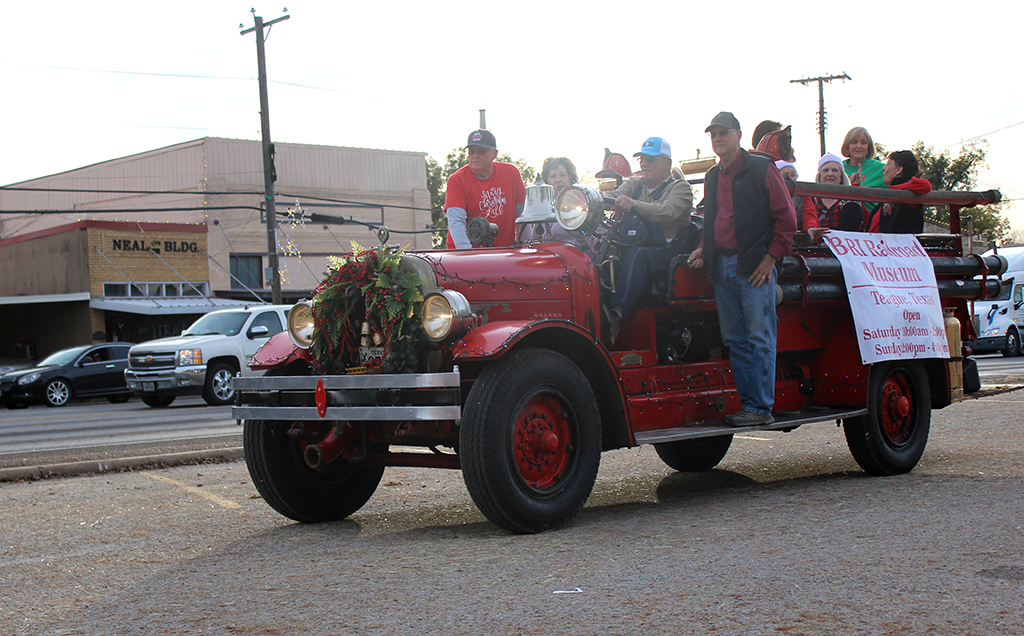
[241,9,290,304]
[790,73,851,156]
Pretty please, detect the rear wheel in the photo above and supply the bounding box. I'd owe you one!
[844,361,930,475]
[1002,328,1020,357]
[44,379,72,407]
[142,395,175,408]
[244,419,384,523]
[655,435,733,471]
[460,348,601,534]
[203,362,236,406]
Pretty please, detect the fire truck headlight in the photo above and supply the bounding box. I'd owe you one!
[288,301,315,349]
[554,185,603,233]
[421,290,473,343]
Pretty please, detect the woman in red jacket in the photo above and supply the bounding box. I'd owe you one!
[867,150,932,234]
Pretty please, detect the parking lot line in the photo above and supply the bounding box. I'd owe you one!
[140,471,241,509]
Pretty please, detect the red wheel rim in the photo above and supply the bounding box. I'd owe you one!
[880,370,915,445]
[513,393,573,491]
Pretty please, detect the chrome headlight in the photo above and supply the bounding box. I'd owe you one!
[288,300,315,349]
[18,372,41,385]
[420,290,473,343]
[554,185,603,232]
[178,349,202,366]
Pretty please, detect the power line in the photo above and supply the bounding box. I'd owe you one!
[942,119,1024,149]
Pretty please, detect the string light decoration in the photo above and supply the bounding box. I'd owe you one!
[310,243,426,375]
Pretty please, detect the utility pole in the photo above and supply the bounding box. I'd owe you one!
[479,109,486,129]
[790,72,851,156]
[241,8,290,304]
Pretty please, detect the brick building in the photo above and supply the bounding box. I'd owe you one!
[0,138,431,359]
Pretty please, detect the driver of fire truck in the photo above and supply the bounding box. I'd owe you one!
[603,137,694,344]
[445,129,527,249]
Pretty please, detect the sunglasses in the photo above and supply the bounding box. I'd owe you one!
[708,129,736,139]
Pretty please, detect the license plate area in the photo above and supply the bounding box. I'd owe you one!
[359,346,385,364]
[143,382,155,392]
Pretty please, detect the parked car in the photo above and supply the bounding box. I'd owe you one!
[125,305,290,407]
[0,343,135,408]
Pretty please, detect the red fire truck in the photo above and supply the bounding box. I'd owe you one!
[233,180,1003,533]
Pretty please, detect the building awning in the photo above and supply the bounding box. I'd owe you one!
[90,297,272,316]
[0,292,92,305]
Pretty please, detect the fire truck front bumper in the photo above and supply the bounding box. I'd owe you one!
[231,371,461,422]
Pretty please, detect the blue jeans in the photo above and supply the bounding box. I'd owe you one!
[712,253,777,414]
[609,244,676,315]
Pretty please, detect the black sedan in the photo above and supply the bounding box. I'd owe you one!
[0,343,135,408]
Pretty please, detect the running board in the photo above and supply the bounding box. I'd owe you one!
[633,407,867,445]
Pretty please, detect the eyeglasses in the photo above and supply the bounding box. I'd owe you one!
[638,155,662,164]
[708,129,736,139]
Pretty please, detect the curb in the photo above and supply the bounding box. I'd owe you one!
[0,447,244,482]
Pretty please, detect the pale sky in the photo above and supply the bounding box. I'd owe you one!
[3,0,1023,231]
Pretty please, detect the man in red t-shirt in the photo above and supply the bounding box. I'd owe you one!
[445,129,526,249]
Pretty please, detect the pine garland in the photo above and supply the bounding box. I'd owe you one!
[310,243,427,374]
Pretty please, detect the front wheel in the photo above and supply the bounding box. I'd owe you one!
[460,348,602,534]
[244,419,384,523]
[1002,328,1020,357]
[844,361,930,475]
[44,379,72,407]
[655,435,733,471]
[203,362,236,406]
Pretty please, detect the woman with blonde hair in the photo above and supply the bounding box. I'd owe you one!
[841,126,885,189]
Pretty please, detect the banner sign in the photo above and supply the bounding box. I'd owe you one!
[824,231,948,364]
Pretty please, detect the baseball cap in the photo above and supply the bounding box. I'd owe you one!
[466,129,496,150]
[705,112,741,132]
[633,137,671,159]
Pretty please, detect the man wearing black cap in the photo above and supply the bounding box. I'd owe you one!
[604,136,694,343]
[445,129,526,249]
[687,112,797,427]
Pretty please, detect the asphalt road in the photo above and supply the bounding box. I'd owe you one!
[2,389,1023,635]
[0,397,239,479]
[0,355,1021,480]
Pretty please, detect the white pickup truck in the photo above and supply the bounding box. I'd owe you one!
[125,305,291,407]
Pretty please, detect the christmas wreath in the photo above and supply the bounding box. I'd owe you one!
[310,243,427,374]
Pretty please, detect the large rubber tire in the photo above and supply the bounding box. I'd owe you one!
[142,395,175,408]
[1002,328,1020,358]
[655,435,733,471]
[107,395,131,404]
[44,379,72,407]
[244,419,384,523]
[460,348,602,534]
[203,362,236,406]
[844,361,930,476]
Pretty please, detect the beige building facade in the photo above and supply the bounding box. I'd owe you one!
[0,137,432,359]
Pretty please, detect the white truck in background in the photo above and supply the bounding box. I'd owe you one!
[125,305,292,407]
[968,246,1024,357]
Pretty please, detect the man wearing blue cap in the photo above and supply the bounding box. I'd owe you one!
[604,137,694,344]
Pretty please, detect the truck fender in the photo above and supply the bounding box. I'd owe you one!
[249,332,313,371]
[452,319,599,361]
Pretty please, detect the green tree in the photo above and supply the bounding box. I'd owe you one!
[908,141,1009,242]
[425,148,537,247]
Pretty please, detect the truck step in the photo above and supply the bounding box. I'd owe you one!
[633,407,867,445]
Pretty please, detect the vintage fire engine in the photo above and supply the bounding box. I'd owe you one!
[233,179,1004,534]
